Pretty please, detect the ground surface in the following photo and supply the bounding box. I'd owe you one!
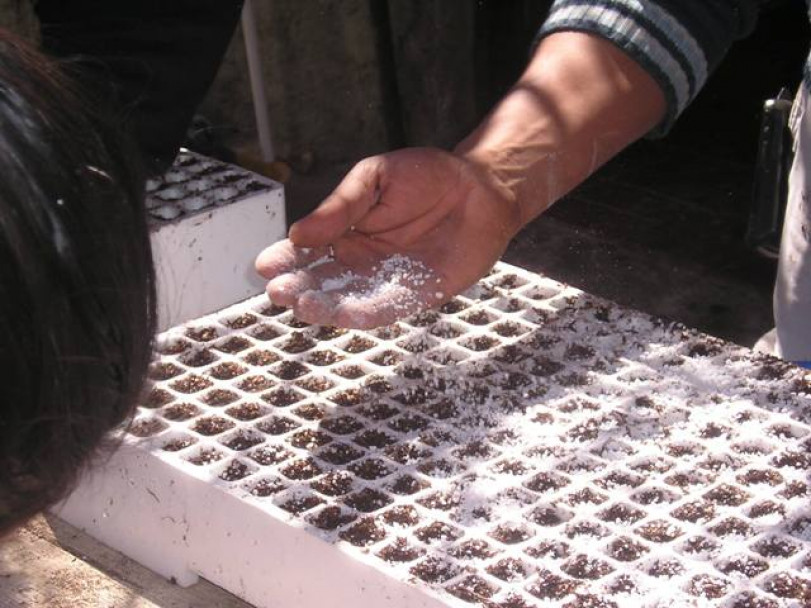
[0,516,249,607]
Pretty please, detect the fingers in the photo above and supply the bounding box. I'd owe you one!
[294,287,421,329]
[255,239,329,279]
[289,158,383,247]
[264,257,345,307]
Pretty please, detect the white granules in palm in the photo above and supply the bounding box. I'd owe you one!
[315,254,441,313]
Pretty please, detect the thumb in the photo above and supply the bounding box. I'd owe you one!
[289,157,383,247]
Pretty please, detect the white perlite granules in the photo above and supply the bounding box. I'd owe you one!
[305,253,442,321]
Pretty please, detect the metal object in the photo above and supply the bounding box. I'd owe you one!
[748,88,794,259]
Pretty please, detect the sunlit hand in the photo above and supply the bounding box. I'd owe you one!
[255,147,521,328]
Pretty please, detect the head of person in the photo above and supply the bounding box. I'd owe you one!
[0,29,156,534]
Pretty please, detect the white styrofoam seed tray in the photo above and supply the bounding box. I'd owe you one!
[58,263,811,608]
[146,149,285,331]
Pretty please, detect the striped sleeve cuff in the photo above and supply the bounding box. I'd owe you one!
[537,0,759,136]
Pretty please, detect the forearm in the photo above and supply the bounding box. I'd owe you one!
[455,32,666,228]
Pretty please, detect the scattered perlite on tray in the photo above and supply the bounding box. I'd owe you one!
[57,263,811,608]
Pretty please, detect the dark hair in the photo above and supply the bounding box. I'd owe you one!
[0,29,156,533]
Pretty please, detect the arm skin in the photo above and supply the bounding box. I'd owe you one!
[255,32,666,328]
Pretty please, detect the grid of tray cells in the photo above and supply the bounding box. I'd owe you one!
[131,263,811,608]
[145,150,275,222]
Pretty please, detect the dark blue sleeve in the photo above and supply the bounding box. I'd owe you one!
[537,0,764,135]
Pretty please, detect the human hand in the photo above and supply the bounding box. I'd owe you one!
[255,147,521,328]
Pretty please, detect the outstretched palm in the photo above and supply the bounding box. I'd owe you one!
[255,147,519,328]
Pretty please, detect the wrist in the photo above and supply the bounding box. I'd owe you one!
[455,146,526,240]
[455,31,666,230]
[454,89,564,231]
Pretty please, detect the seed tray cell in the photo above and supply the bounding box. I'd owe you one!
[58,262,811,608]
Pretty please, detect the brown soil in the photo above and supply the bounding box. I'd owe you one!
[179,348,218,367]
[186,326,219,342]
[148,362,184,380]
[332,365,366,379]
[192,416,234,436]
[380,505,419,527]
[524,472,569,494]
[249,477,286,497]
[681,536,720,555]
[369,350,402,366]
[219,460,251,482]
[409,557,458,583]
[709,517,753,538]
[289,429,332,449]
[162,436,196,452]
[635,520,683,543]
[343,488,392,513]
[376,538,423,562]
[280,458,322,480]
[225,313,257,329]
[256,415,299,435]
[446,575,497,603]
[209,362,248,379]
[225,402,265,420]
[222,431,263,451]
[242,349,280,366]
[237,375,274,392]
[342,336,376,353]
[719,556,769,578]
[348,458,392,480]
[339,517,386,546]
[526,571,580,600]
[387,474,429,495]
[271,361,309,380]
[170,374,213,394]
[311,471,354,496]
[201,389,239,406]
[249,325,280,341]
[329,388,368,407]
[295,376,335,393]
[647,559,684,577]
[307,350,345,366]
[414,521,462,544]
[188,448,224,465]
[671,501,716,523]
[317,443,363,465]
[279,495,324,514]
[214,336,252,353]
[292,403,324,420]
[249,445,292,466]
[606,537,648,562]
[261,388,303,407]
[128,418,167,437]
[308,506,356,530]
[319,415,364,435]
[561,555,614,580]
[354,429,396,449]
[490,523,531,545]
